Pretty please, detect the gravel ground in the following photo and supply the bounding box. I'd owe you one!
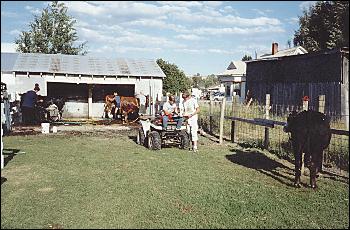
[8,120,139,137]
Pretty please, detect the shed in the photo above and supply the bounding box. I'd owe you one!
[246,47,349,120]
[1,52,166,118]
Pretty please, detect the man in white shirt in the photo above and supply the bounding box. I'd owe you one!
[162,95,183,130]
[180,91,200,152]
[137,92,147,115]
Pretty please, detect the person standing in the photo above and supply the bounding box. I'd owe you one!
[138,92,147,115]
[21,84,42,125]
[113,91,121,119]
[180,91,200,152]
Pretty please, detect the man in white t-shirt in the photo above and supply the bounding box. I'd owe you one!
[137,92,147,115]
[162,95,183,130]
[180,91,200,152]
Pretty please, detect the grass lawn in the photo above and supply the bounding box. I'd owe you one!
[1,129,349,229]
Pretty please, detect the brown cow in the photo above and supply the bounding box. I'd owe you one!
[120,96,140,124]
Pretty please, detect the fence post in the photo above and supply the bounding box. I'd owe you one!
[318,95,325,114]
[231,120,235,143]
[219,97,226,144]
[231,95,236,116]
[209,99,213,134]
[264,94,270,149]
[265,94,270,119]
[230,96,237,143]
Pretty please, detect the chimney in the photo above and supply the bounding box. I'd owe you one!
[272,42,278,55]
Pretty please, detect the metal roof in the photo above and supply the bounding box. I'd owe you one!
[1,52,166,78]
[1,52,19,72]
[258,46,308,59]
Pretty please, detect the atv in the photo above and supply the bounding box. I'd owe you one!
[137,115,190,150]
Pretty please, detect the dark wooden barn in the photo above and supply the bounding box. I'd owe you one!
[246,47,349,118]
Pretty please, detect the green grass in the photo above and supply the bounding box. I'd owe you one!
[1,131,349,229]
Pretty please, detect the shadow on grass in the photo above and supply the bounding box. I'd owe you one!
[128,135,187,150]
[1,177,7,185]
[128,135,138,143]
[320,170,349,185]
[2,148,21,167]
[226,149,296,188]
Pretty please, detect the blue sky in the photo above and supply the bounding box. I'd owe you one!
[1,1,317,76]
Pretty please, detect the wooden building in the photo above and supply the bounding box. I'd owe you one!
[1,52,166,118]
[246,47,349,118]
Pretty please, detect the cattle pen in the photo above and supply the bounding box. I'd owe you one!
[198,95,349,175]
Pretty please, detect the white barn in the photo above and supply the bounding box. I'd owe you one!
[1,52,166,118]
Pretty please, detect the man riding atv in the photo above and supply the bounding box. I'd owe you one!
[161,95,183,131]
[137,95,190,150]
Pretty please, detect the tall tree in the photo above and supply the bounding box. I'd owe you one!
[15,1,87,55]
[241,54,252,61]
[156,59,191,95]
[204,74,218,88]
[293,1,349,52]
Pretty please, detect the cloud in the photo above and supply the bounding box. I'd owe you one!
[77,22,187,52]
[9,29,21,36]
[252,9,273,16]
[156,1,202,8]
[1,10,18,18]
[1,43,18,52]
[236,44,272,57]
[207,48,236,55]
[25,5,41,15]
[174,48,202,54]
[219,6,239,15]
[299,1,317,11]
[175,34,203,41]
[64,1,107,16]
[172,12,281,27]
[288,17,299,24]
[78,27,115,43]
[203,1,223,8]
[65,1,189,19]
[123,19,189,33]
[192,25,285,35]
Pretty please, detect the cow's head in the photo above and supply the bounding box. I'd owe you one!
[283,111,298,133]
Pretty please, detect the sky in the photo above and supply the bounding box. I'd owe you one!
[1,1,317,76]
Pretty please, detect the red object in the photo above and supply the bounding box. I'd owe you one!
[302,96,309,101]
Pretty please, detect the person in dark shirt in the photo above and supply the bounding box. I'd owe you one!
[114,91,121,119]
[21,84,42,125]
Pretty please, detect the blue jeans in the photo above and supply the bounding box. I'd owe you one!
[162,116,183,129]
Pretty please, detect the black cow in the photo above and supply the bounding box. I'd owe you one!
[283,110,331,189]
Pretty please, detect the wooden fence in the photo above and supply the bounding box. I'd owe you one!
[199,94,349,172]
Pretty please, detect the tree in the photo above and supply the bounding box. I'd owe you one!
[191,76,202,88]
[204,74,218,88]
[15,1,87,55]
[156,59,191,95]
[241,54,252,61]
[293,1,349,52]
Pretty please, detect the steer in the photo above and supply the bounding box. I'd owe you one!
[283,110,331,189]
[120,96,139,124]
